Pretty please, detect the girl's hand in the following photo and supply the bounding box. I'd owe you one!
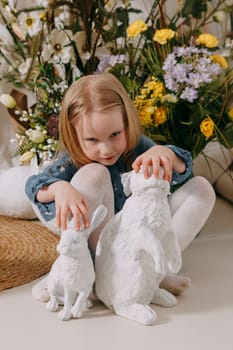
[49,181,89,231]
[132,145,185,182]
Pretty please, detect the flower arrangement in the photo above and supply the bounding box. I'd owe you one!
[0,0,140,163]
[0,0,233,163]
[134,32,233,157]
[129,3,233,158]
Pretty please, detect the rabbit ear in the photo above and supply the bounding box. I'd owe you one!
[90,205,107,230]
[82,205,107,239]
[121,171,132,197]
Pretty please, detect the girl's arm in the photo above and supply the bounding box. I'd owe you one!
[25,154,89,230]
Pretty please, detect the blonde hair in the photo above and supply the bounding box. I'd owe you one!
[58,72,141,166]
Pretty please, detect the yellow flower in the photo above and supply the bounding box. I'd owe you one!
[154,107,167,126]
[127,20,148,38]
[161,94,177,103]
[153,29,175,45]
[19,151,35,164]
[196,34,219,48]
[200,117,215,138]
[228,108,233,121]
[210,55,228,69]
[143,79,164,99]
[134,78,167,128]
[139,110,152,127]
[39,11,47,22]
[0,94,16,108]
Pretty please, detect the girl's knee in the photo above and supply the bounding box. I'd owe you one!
[191,176,216,206]
[71,163,111,187]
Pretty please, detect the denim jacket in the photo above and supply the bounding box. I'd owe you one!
[25,135,192,222]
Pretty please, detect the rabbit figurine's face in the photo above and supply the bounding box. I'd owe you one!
[57,229,87,257]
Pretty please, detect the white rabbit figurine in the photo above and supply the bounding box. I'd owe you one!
[95,169,182,326]
[46,204,107,321]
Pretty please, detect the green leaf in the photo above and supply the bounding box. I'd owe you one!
[218,124,233,148]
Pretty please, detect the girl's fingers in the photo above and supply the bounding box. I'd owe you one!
[70,202,89,231]
[77,200,90,228]
[70,205,81,230]
[80,210,90,228]
[160,156,172,181]
[132,158,142,173]
[134,157,172,181]
[142,162,151,179]
[60,206,69,231]
[151,158,160,178]
[56,206,61,229]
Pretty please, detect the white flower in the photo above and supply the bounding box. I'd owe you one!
[18,11,42,37]
[213,11,226,23]
[19,151,35,164]
[54,8,71,28]
[42,29,73,64]
[0,94,16,108]
[29,129,45,143]
[161,94,177,103]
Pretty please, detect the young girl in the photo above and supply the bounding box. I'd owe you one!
[26,72,216,300]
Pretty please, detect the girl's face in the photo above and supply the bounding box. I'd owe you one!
[74,108,127,166]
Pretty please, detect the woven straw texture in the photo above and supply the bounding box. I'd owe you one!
[0,215,59,292]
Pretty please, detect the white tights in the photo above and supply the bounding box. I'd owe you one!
[168,175,216,251]
[44,163,216,254]
[32,163,216,300]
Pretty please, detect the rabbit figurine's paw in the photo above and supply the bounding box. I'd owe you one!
[113,303,157,326]
[58,308,72,321]
[46,296,59,312]
[152,288,177,307]
[71,305,85,319]
[85,299,93,309]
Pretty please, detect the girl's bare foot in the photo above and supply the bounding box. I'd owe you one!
[159,274,191,296]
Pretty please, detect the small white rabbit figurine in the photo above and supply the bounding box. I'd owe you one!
[95,169,182,326]
[46,204,107,321]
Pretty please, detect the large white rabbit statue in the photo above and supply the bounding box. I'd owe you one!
[95,170,182,325]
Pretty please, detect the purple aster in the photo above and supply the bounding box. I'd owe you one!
[180,87,198,102]
[162,45,224,101]
[96,54,127,73]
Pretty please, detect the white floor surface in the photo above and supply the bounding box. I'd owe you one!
[0,196,232,350]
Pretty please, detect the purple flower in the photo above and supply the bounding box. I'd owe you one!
[162,46,223,102]
[96,54,127,73]
[180,87,198,102]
